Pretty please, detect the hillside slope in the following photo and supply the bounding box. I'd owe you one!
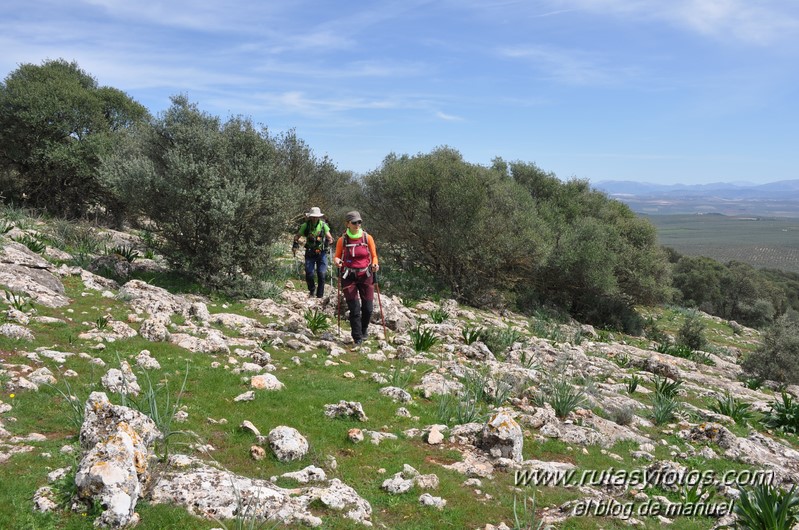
[1,218,798,530]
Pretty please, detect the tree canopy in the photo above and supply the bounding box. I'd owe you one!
[0,59,149,218]
[101,95,298,292]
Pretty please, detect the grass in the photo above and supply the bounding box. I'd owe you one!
[0,219,793,530]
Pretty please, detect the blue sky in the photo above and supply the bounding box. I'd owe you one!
[2,0,798,185]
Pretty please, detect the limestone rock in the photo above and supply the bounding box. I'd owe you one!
[268,426,309,462]
[480,411,524,463]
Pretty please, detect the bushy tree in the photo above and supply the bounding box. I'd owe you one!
[0,59,148,218]
[508,161,671,331]
[101,96,298,291]
[362,147,547,303]
[673,256,785,328]
[672,255,726,313]
[275,129,358,224]
[742,313,799,384]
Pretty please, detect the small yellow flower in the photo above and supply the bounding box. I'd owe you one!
[9,394,14,399]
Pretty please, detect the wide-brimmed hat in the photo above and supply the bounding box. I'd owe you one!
[345,211,362,222]
[305,206,324,218]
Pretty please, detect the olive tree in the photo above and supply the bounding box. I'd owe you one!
[101,96,298,292]
[742,313,799,384]
[508,161,672,331]
[0,59,148,218]
[362,147,546,303]
[275,129,358,224]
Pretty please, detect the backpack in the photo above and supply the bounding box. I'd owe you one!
[302,220,329,250]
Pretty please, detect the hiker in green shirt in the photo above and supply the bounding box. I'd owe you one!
[293,207,334,298]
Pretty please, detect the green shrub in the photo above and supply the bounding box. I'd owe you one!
[742,314,799,384]
[3,289,32,312]
[106,245,139,263]
[387,364,413,389]
[762,392,799,434]
[608,405,636,426]
[733,484,799,530]
[46,220,106,254]
[362,148,544,305]
[12,233,46,253]
[0,59,149,218]
[513,492,545,530]
[435,391,483,426]
[129,365,190,461]
[677,311,707,351]
[480,326,521,357]
[545,380,586,419]
[626,373,641,394]
[643,316,668,344]
[741,376,764,390]
[102,95,299,293]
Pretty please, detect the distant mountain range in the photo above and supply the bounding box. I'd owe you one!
[592,179,799,217]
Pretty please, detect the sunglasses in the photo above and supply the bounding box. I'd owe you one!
[351,220,362,225]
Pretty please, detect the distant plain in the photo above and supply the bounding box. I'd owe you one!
[644,214,799,274]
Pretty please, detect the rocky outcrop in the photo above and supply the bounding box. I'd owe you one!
[149,455,372,527]
[75,392,160,528]
[0,242,69,307]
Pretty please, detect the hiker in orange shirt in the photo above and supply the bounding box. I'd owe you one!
[334,211,379,344]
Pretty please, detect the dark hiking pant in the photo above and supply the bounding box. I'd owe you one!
[342,272,374,343]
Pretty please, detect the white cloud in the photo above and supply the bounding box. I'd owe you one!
[435,111,464,121]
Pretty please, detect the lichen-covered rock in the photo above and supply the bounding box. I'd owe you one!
[0,242,68,307]
[75,422,142,528]
[324,401,368,422]
[101,362,141,396]
[414,372,463,398]
[0,323,34,341]
[480,411,523,463]
[379,386,412,403]
[251,373,285,391]
[75,392,160,527]
[268,426,309,462]
[150,455,372,527]
[80,392,160,450]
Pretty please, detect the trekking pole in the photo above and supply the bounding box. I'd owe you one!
[373,271,388,342]
[336,265,342,337]
[328,246,333,290]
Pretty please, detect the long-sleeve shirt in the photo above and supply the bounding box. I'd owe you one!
[334,232,378,266]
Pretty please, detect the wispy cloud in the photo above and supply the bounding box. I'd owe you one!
[497,45,640,86]
[546,0,799,46]
[435,111,464,121]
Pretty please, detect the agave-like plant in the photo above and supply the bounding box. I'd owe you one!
[303,308,330,335]
[734,484,799,530]
[762,392,799,434]
[709,391,756,426]
[410,325,439,352]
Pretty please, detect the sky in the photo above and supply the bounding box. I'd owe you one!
[2,0,799,185]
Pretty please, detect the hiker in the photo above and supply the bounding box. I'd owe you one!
[333,211,379,344]
[293,206,334,298]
